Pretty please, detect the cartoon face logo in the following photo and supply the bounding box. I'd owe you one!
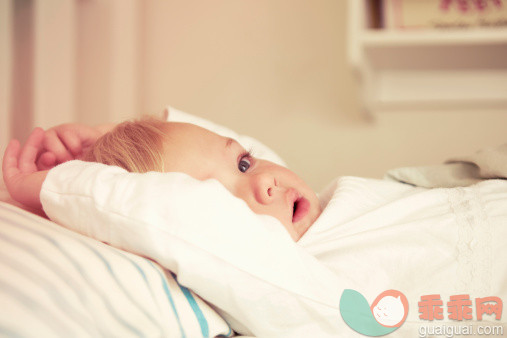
[371,291,408,327]
[340,289,409,336]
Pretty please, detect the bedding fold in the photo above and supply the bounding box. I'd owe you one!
[385,143,507,188]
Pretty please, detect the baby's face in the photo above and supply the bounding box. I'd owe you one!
[161,122,321,241]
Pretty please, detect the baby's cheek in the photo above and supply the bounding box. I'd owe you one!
[274,200,291,220]
[259,203,290,228]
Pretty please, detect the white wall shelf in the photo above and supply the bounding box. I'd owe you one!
[348,0,507,114]
[361,28,507,47]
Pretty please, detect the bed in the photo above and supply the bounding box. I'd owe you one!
[1,107,506,337]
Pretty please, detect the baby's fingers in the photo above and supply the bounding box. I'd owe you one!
[2,139,21,181]
[43,129,73,163]
[36,152,57,170]
[60,130,82,156]
[19,127,45,173]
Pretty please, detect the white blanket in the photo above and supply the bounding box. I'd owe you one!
[300,176,507,335]
[40,162,507,336]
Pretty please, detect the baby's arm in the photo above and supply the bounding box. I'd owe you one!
[3,128,49,210]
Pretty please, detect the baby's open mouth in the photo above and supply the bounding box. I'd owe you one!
[292,196,310,223]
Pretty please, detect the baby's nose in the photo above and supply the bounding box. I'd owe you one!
[253,174,277,205]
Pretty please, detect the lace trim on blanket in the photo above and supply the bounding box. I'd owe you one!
[448,186,492,295]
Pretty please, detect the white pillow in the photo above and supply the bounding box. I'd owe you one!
[41,161,348,337]
[164,106,287,167]
[0,201,232,337]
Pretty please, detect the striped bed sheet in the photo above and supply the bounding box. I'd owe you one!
[0,200,233,337]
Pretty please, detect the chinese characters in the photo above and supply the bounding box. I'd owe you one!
[418,294,502,321]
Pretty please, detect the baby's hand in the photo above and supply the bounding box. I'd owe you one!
[37,123,103,170]
[3,128,49,210]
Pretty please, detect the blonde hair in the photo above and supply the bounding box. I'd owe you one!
[83,117,168,173]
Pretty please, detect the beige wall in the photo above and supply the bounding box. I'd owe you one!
[140,1,507,191]
[3,1,507,191]
[141,1,366,191]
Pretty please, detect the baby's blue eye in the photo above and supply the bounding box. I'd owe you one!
[238,157,251,173]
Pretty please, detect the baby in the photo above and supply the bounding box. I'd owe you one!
[2,117,321,241]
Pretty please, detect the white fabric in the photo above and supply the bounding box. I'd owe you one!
[41,161,350,337]
[40,161,507,336]
[385,142,507,188]
[164,106,287,167]
[0,201,232,338]
[300,176,507,336]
